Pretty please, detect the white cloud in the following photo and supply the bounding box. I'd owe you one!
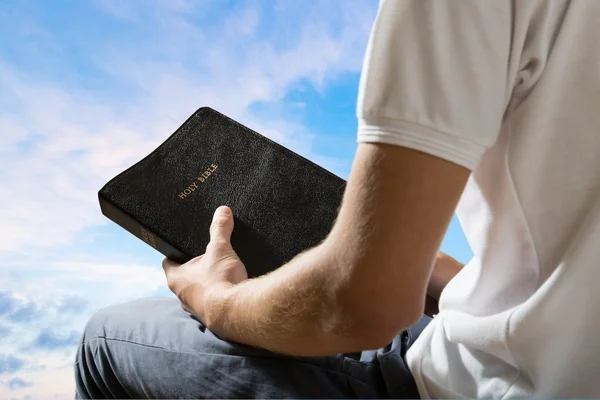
[0,0,376,397]
[0,257,168,399]
[0,0,373,255]
[0,364,74,400]
[92,0,141,22]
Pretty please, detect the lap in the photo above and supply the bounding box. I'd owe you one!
[75,296,425,399]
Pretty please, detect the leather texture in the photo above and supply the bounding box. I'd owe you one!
[99,107,346,277]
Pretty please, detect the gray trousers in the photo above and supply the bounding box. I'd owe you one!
[74,297,430,399]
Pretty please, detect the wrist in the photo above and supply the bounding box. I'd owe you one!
[200,282,236,331]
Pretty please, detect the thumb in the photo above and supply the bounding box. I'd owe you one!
[209,205,234,246]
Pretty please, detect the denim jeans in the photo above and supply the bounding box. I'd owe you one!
[75,297,430,399]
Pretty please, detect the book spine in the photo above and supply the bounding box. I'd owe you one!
[98,194,192,264]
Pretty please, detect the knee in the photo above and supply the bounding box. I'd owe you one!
[79,300,133,345]
[80,304,115,343]
[80,297,179,343]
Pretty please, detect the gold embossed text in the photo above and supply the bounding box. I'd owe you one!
[178,164,218,200]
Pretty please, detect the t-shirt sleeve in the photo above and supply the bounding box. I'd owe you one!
[357,0,512,170]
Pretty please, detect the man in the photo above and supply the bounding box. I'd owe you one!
[75,0,600,398]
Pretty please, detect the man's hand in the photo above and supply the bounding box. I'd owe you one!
[162,206,247,322]
[427,252,465,301]
[423,253,464,317]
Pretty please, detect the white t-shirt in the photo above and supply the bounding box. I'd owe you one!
[357,0,600,398]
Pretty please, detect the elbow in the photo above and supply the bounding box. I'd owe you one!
[336,294,424,350]
[357,312,422,351]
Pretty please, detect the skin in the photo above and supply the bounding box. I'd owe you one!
[163,142,469,356]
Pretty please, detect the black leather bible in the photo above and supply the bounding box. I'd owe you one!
[99,107,346,278]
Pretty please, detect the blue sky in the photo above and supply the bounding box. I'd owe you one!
[0,1,472,398]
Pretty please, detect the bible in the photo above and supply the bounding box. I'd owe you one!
[98,107,346,277]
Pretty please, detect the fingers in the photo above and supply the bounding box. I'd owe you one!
[162,256,203,272]
[209,205,234,247]
[162,257,180,271]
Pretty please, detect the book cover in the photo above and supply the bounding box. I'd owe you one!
[98,107,346,278]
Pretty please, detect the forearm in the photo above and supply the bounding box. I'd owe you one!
[199,250,460,355]
[201,244,385,357]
